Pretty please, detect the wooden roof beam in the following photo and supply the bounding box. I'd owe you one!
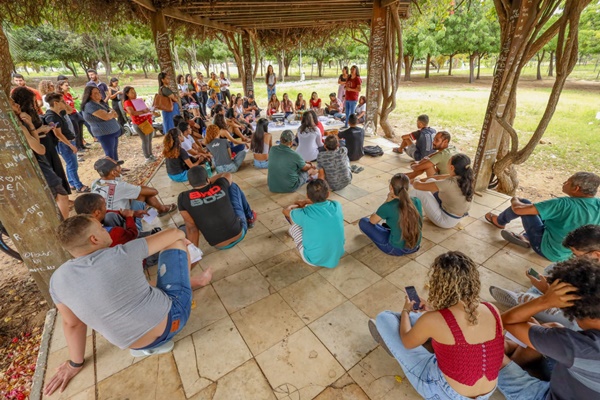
[213,13,370,24]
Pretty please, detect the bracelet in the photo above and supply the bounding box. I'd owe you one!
[69,360,84,368]
[402,308,412,313]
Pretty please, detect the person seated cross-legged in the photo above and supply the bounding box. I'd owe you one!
[267,130,318,193]
[485,172,600,262]
[282,179,345,268]
[497,257,600,400]
[405,131,458,180]
[178,167,257,250]
[317,135,352,192]
[490,224,600,330]
[43,216,212,397]
[392,114,436,161]
[359,173,423,256]
[368,251,504,400]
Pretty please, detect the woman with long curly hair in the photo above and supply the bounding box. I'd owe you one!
[359,173,423,256]
[370,251,504,400]
[163,128,201,182]
[204,124,247,173]
[38,79,55,110]
[410,153,473,229]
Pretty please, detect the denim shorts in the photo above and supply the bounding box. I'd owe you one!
[168,170,189,182]
[135,249,192,350]
[497,361,550,400]
[253,159,269,169]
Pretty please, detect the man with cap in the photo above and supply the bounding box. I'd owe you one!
[91,157,176,230]
[178,167,257,250]
[268,130,318,193]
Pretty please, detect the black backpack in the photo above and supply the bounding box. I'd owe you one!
[363,145,384,157]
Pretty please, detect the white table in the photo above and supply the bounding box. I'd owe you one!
[252,117,346,139]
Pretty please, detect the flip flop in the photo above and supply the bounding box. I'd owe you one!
[158,204,177,217]
[354,166,364,173]
[350,165,359,173]
[501,230,531,248]
[485,212,505,229]
[76,185,91,193]
[392,147,403,154]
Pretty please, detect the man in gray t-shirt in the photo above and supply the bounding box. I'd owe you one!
[317,135,352,192]
[43,215,212,397]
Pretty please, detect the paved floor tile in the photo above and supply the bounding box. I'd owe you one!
[198,246,253,282]
[175,285,228,341]
[309,301,377,370]
[386,261,430,298]
[95,334,139,382]
[313,374,370,399]
[257,207,288,231]
[352,243,414,277]
[351,279,406,319]
[344,223,373,255]
[479,266,529,306]
[483,250,536,287]
[173,336,213,397]
[256,327,345,400]
[43,336,94,400]
[279,273,346,323]
[319,255,381,298]
[463,219,509,248]
[341,201,372,224]
[414,244,450,268]
[503,243,552,268]
[213,267,272,313]
[335,185,371,201]
[255,249,316,291]
[232,293,305,356]
[238,232,289,264]
[440,231,500,264]
[420,219,458,244]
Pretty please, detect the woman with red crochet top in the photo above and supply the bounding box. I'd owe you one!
[369,251,504,399]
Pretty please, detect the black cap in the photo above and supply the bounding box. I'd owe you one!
[57,75,68,81]
[188,166,209,187]
[94,158,123,176]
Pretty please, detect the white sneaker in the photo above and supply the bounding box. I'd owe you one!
[130,340,174,357]
[489,286,520,308]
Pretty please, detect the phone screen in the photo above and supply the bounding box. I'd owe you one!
[405,286,421,310]
[528,268,541,279]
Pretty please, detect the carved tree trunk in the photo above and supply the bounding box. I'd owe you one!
[473,0,591,194]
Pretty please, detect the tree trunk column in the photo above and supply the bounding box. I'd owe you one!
[0,26,15,98]
[365,0,387,132]
[242,31,254,96]
[0,89,72,304]
[151,10,180,99]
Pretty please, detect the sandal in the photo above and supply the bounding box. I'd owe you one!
[392,147,403,154]
[501,230,531,248]
[158,204,177,217]
[485,212,505,229]
[76,185,91,193]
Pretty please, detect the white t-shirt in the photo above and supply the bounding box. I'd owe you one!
[181,136,194,156]
[91,178,142,210]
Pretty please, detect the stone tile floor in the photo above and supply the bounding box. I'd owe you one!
[42,135,550,399]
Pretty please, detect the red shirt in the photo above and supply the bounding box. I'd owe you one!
[310,98,321,108]
[105,213,138,247]
[345,76,362,101]
[63,92,77,114]
[123,99,152,126]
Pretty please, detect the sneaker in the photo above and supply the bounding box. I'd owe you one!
[247,211,257,229]
[368,319,393,357]
[489,286,520,308]
[145,157,154,164]
[130,340,174,357]
[77,156,85,162]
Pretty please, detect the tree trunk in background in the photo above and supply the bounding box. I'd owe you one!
[241,31,254,96]
[151,10,180,104]
[477,55,482,79]
[102,37,112,77]
[425,53,431,78]
[548,51,554,76]
[278,50,284,82]
[316,59,324,77]
[536,50,545,80]
[403,55,412,81]
[0,25,14,99]
[448,55,454,75]
[469,52,477,84]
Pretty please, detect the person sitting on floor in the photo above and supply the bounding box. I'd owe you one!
[178,121,211,162]
[406,131,457,180]
[205,124,247,173]
[392,114,436,161]
[295,93,307,112]
[369,251,504,400]
[43,217,213,396]
[309,92,322,112]
[317,135,352,191]
[268,130,318,193]
[338,113,365,161]
[296,111,323,162]
[178,167,256,250]
[359,173,423,256]
[324,93,344,119]
[497,257,600,400]
[243,94,261,119]
[490,224,600,330]
[91,157,177,230]
[163,128,203,182]
[250,118,272,169]
[267,93,280,117]
[282,179,344,268]
[485,172,600,262]
[410,153,473,229]
[355,95,366,124]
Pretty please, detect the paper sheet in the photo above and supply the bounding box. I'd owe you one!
[142,207,158,224]
[187,243,203,263]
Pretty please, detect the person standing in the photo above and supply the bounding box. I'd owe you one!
[344,65,362,128]
[265,65,276,103]
[108,78,126,126]
[207,72,221,102]
[57,79,89,151]
[158,72,180,134]
[219,71,232,104]
[82,86,122,161]
[337,66,349,102]
[194,72,209,119]
[11,73,43,113]
[122,86,155,163]
[86,69,109,101]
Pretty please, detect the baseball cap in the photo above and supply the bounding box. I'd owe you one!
[188,166,209,187]
[281,130,294,144]
[94,158,123,176]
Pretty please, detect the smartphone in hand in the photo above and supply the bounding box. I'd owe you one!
[527,267,541,279]
[405,286,421,310]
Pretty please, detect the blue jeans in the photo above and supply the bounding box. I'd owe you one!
[496,198,545,258]
[131,200,146,232]
[376,311,497,400]
[228,183,253,231]
[168,170,188,182]
[344,100,357,127]
[216,150,246,173]
[230,142,246,155]
[359,218,420,256]
[253,159,269,169]
[97,130,120,161]
[267,86,276,103]
[57,140,83,189]
[161,102,180,134]
[133,248,192,350]
[497,361,550,400]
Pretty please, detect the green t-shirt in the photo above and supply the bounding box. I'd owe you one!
[376,197,423,249]
[267,145,306,193]
[428,145,458,175]
[535,196,600,261]
[290,201,345,268]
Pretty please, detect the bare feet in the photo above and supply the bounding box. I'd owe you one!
[191,267,213,289]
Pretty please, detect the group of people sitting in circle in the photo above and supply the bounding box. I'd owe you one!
[37,68,600,400]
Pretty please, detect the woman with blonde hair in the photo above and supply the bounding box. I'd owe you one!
[370,251,504,400]
[163,128,201,182]
[38,80,55,110]
[359,173,423,256]
[267,93,280,117]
